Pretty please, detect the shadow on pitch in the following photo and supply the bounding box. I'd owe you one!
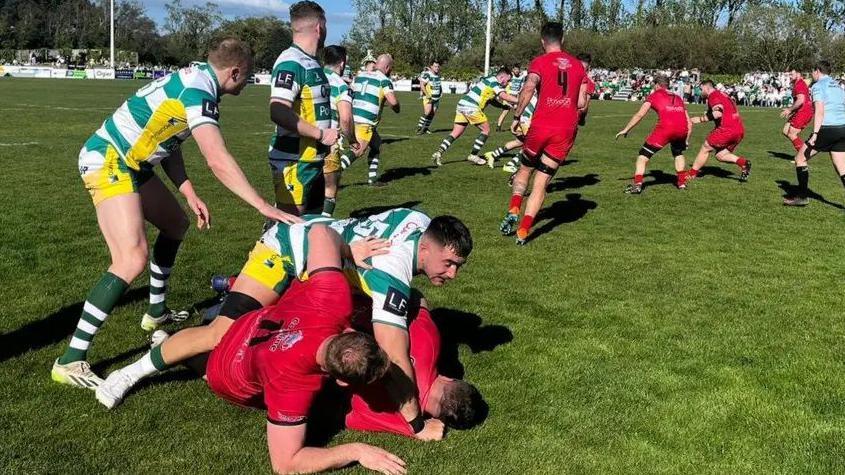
[775,180,845,210]
[528,193,598,243]
[430,307,513,379]
[0,287,149,363]
[381,137,409,145]
[768,150,796,161]
[379,165,436,184]
[546,173,600,193]
[349,201,423,219]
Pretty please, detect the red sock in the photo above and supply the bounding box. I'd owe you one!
[736,157,747,168]
[634,174,644,185]
[518,215,534,234]
[677,171,687,186]
[791,137,804,151]
[508,195,523,214]
[689,168,699,177]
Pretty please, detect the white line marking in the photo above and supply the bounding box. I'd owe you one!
[0,142,39,146]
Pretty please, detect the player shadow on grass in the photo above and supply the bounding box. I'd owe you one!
[527,193,598,243]
[768,150,797,161]
[349,201,423,218]
[775,180,845,210]
[380,137,409,145]
[546,173,599,193]
[0,287,149,363]
[304,308,509,447]
[378,165,436,184]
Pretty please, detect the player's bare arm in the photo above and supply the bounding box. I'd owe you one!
[192,124,302,224]
[386,91,401,113]
[270,98,339,146]
[577,81,588,110]
[512,73,539,120]
[161,148,210,230]
[781,93,806,118]
[498,91,519,105]
[692,105,722,124]
[616,102,651,139]
[338,99,357,145]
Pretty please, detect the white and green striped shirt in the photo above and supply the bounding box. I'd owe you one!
[324,67,352,129]
[508,72,527,94]
[91,62,220,170]
[520,94,538,124]
[420,70,442,101]
[351,70,394,126]
[457,75,503,112]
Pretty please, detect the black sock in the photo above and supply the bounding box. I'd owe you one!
[796,166,809,196]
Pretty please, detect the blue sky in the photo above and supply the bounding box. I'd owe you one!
[143,0,357,43]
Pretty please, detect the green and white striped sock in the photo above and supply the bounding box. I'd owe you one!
[59,272,129,364]
[147,235,181,318]
[471,133,488,156]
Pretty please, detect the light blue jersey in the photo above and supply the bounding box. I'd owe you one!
[811,75,845,126]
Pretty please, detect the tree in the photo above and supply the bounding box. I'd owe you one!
[216,16,291,71]
[162,0,222,66]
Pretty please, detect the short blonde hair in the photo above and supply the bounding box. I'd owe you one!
[208,37,253,69]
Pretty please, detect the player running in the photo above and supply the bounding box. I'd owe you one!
[432,67,518,166]
[781,68,814,152]
[338,54,400,186]
[321,45,356,217]
[783,60,845,207]
[51,38,301,389]
[616,75,691,194]
[269,1,338,215]
[483,94,537,171]
[578,53,595,126]
[416,61,443,135]
[500,22,587,245]
[687,80,751,183]
[495,66,526,131]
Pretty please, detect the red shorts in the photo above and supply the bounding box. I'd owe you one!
[523,125,578,163]
[645,127,688,150]
[706,127,744,152]
[206,311,263,409]
[789,109,813,130]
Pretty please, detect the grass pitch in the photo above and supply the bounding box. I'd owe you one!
[1,78,845,473]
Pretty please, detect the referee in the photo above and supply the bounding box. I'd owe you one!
[784,60,845,206]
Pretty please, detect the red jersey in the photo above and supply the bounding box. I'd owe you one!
[792,78,813,115]
[584,76,596,96]
[706,90,743,131]
[645,89,689,133]
[527,50,586,129]
[206,271,353,425]
[345,307,440,437]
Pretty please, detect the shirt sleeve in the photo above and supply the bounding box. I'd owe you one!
[362,254,412,330]
[271,60,304,103]
[383,79,395,93]
[264,375,319,426]
[527,57,542,77]
[338,83,352,104]
[182,88,219,131]
[811,82,826,103]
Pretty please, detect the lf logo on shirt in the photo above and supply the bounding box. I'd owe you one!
[276,70,295,90]
[383,287,409,317]
[201,99,219,120]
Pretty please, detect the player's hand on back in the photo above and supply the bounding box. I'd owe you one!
[414,418,446,441]
[354,443,407,475]
[320,128,339,146]
[259,203,303,225]
[350,236,391,270]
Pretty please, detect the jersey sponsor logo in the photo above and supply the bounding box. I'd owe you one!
[271,412,307,425]
[270,329,303,352]
[555,57,572,70]
[275,70,296,89]
[202,99,220,120]
[321,83,330,98]
[383,286,409,317]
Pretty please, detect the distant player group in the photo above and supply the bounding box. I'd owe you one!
[49,0,845,471]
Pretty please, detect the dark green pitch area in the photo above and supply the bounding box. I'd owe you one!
[1,78,844,473]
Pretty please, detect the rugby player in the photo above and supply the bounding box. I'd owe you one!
[578,53,595,126]
[417,61,443,135]
[345,300,485,437]
[432,67,518,166]
[338,54,400,186]
[97,209,472,440]
[51,37,301,389]
[616,75,691,194]
[321,45,356,217]
[482,93,537,171]
[269,1,339,215]
[495,66,526,131]
[783,60,845,206]
[687,80,751,182]
[500,22,587,245]
[780,68,814,152]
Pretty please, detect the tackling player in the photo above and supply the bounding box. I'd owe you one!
[51,38,300,389]
[417,61,443,135]
[499,22,587,245]
[615,75,691,194]
[432,67,518,166]
[495,66,526,131]
[345,300,485,437]
[687,80,751,182]
[780,68,814,152]
[483,94,537,171]
[338,54,400,186]
[269,1,338,215]
[321,45,356,217]
[783,60,845,206]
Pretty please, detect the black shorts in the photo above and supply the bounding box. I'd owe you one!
[811,125,845,153]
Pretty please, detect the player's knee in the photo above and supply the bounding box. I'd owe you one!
[115,244,149,278]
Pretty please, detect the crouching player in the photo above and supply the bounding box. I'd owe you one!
[688,80,751,182]
[345,298,485,437]
[615,75,691,194]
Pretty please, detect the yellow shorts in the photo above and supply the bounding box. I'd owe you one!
[422,97,440,108]
[355,123,376,144]
[454,109,488,126]
[239,241,296,294]
[271,160,325,212]
[78,135,153,206]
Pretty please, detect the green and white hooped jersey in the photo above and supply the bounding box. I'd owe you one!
[508,72,526,94]
[457,75,503,112]
[261,208,430,330]
[351,70,394,126]
[269,45,332,163]
[520,94,538,124]
[324,67,352,128]
[91,62,221,170]
[420,70,443,100]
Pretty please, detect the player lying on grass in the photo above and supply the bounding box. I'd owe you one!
[780,68,814,153]
[52,37,302,389]
[783,60,845,207]
[616,74,691,194]
[342,297,486,438]
[687,80,751,183]
[98,208,472,441]
[432,67,518,166]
